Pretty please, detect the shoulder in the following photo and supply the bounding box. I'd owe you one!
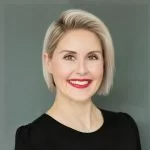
[15,114,51,149]
[100,107,138,128]
[100,108,141,149]
[15,123,34,150]
[117,111,141,142]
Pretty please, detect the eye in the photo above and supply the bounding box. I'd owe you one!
[88,54,99,60]
[63,55,75,61]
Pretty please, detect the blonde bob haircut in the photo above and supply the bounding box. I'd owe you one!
[42,9,115,96]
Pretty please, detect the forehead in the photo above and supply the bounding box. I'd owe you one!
[55,29,102,54]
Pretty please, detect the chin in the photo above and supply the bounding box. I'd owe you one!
[67,93,93,103]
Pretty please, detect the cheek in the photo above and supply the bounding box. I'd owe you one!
[89,62,104,78]
[52,60,73,78]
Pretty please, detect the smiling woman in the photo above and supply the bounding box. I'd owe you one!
[42,10,115,96]
[43,29,104,102]
[15,9,141,150]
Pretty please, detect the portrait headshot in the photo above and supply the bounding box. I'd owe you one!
[14,8,142,150]
[3,1,149,150]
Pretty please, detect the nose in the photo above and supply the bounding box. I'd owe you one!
[75,59,89,76]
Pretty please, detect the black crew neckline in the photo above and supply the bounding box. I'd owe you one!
[42,107,106,135]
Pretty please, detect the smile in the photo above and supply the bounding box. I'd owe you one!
[67,79,92,89]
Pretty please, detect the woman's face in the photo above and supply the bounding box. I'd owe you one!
[44,29,104,102]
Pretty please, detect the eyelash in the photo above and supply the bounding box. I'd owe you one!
[63,54,99,61]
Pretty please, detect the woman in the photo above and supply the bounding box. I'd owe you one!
[15,9,141,150]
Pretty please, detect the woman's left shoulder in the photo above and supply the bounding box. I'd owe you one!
[100,108,141,138]
[99,108,142,149]
[118,111,141,148]
[117,111,139,130]
[101,108,139,129]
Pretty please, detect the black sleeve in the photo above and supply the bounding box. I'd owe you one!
[119,112,142,150]
[15,125,34,150]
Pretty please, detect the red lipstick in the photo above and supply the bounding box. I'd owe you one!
[67,79,92,89]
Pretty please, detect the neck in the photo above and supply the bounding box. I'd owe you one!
[47,94,101,131]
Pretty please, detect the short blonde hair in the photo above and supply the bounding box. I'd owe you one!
[42,9,115,96]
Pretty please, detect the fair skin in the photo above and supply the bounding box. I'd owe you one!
[43,29,104,132]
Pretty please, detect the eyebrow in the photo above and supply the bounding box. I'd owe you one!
[59,50,102,54]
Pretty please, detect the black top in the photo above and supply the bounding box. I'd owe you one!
[15,107,141,150]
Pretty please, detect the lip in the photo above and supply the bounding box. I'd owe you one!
[68,79,92,81]
[67,79,92,89]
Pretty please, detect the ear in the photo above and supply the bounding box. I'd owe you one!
[42,52,53,74]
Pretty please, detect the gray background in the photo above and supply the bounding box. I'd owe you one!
[0,0,149,150]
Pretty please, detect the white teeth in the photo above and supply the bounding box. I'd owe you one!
[69,80,89,85]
